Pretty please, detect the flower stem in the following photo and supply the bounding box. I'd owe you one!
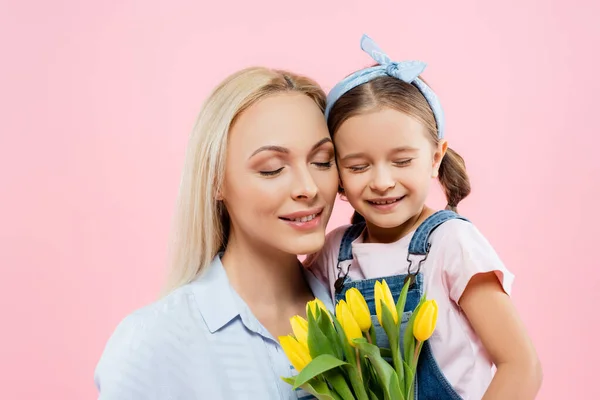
[413,341,423,366]
[365,330,372,344]
[355,347,362,379]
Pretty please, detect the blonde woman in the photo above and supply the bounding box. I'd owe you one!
[95,67,339,399]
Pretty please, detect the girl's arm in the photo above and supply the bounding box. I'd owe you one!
[459,272,543,400]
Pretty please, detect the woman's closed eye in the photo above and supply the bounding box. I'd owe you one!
[312,159,334,169]
[259,167,284,176]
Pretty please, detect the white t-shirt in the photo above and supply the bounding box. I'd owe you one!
[305,218,514,400]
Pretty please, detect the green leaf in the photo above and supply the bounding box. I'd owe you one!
[293,354,347,389]
[325,370,355,400]
[318,309,344,360]
[354,341,402,400]
[341,338,369,400]
[331,312,356,365]
[331,315,370,400]
[403,360,415,399]
[403,296,426,366]
[396,279,410,318]
[388,369,405,400]
[298,378,337,400]
[368,389,381,400]
[379,348,392,358]
[380,300,403,383]
[330,392,344,400]
[281,376,296,386]
[368,322,377,345]
[308,306,335,358]
[380,300,398,342]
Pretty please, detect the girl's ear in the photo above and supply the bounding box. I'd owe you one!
[432,140,448,178]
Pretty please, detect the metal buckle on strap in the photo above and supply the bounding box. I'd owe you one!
[404,242,431,287]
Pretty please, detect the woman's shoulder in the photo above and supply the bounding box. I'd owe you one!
[99,285,205,355]
[94,285,209,394]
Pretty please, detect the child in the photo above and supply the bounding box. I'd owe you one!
[305,35,542,399]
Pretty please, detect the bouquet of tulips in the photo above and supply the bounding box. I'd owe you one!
[279,279,438,400]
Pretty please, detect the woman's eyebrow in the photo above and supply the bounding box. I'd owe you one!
[310,137,333,151]
[249,145,289,159]
[249,138,332,159]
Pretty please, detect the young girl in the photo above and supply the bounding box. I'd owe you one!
[306,35,542,400]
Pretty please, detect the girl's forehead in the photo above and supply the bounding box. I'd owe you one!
[334,109,431,148]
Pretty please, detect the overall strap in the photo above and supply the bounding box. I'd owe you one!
[406,210,469,278]
[337,222,366,262]
[333,222,365,294]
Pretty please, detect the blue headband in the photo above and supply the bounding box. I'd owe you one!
[325,34,445,139]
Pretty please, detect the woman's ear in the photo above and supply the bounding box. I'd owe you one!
[215,185,225,201]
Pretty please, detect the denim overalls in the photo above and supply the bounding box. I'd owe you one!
[334,210,468,400]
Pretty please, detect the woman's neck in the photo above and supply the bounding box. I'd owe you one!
[221,231,313,311]
[221,231,315,338]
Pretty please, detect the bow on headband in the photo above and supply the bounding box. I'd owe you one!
[325,34,445,139]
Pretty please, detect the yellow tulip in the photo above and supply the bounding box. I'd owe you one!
[290,315,309,348]
[375,280,398,326]
[336,300,363,346]
[413,299,438,342]
[345,287,372,332]
[279,335,312,372]
[306,298,332,322]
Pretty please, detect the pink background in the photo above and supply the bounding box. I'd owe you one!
[1,0,598,398]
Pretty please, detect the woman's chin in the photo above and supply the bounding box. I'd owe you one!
[281,232,326,256]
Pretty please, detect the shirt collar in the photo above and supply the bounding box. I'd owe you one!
[191,255,334,334]
[191,255,240,333]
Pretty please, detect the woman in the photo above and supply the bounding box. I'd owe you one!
[95,67,339,399]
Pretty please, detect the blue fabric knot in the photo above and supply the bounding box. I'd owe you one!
[386,61,401,77]
[325,34,446,139]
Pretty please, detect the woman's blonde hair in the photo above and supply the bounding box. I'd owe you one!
[162,67,326,296]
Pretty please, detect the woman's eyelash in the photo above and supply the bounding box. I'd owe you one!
[259,167,284,176]
[313,161,334,168]
[259,160,333,176]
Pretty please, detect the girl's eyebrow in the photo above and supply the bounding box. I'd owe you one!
[341,146,418,161]
[340,152,365,162]
[390,146,419,153]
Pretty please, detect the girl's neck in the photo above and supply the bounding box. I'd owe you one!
[364,206,434,244]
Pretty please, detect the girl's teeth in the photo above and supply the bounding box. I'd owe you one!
[293,214,317,222]
[373,199,397,205]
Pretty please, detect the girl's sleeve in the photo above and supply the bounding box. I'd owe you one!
[439,219,515,304]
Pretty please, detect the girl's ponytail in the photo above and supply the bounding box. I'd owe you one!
[438,147,471,212]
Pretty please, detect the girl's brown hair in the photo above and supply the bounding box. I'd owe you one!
[327,76,470,224]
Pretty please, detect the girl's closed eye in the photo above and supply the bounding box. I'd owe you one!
[346,164,369,172]
[393,158,413,167]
